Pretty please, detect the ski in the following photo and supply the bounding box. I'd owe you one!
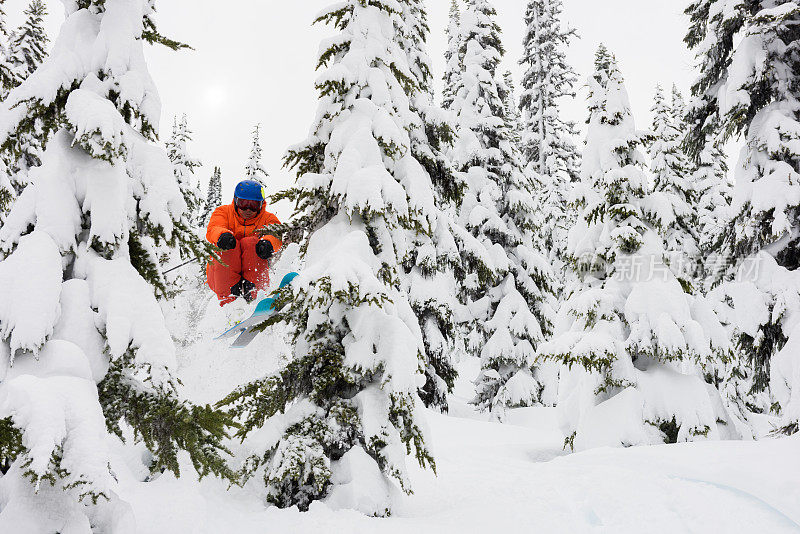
[216,271,299,348]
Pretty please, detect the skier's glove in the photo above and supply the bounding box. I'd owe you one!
[231,278,257,302]
[241,279,257,303]
[217,232,236,250]
[256,239,274,260]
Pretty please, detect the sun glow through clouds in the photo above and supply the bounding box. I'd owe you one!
[202,84,229,110]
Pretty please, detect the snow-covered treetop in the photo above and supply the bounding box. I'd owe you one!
[644,85,699,288]
[450,0,515,175]
[582,47,639,178]
[572,45,653,275]
[651,86,673,141]
[201,165,222,225]
[670,84,686,129]
[0,0,49,196]
[648,85,693,197]
[398,0,434,97]
[0,1,13,95]
[518,0,578,179]
[585,45,629,127]
[285,0,440,250]
[167,113,202,222]
[460,0,505,84]
[7,0,48,88]
[0,1,8,40]
[397,0,462,205]
[244,123,268,186]
[442,0,463,111]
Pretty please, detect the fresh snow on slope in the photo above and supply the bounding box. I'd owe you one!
[112,405,800,533]
[112,329,800,533]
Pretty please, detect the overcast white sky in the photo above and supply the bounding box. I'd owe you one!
[5,0,695,221]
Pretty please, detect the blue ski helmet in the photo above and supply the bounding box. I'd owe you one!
[234,179,265,201]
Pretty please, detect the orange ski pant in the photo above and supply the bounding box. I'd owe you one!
[206,235,270,305]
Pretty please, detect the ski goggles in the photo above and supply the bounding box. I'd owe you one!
[235,198,263,212]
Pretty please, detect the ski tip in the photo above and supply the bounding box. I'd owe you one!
[253,297,275,315]
[279,271,300,289]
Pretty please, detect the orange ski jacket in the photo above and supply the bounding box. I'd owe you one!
[205,201,283,253]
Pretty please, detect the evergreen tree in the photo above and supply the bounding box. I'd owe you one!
[0,0,13,96]
[442,0,464,111]
[2,0,48,197]
[502,70,523,150]
[220,0,436,514]
[644,84,699,290]
[518,0,579,268]
[201,166,223,226]
[670,83,688,132]
[449,0,557,416]
[8,0,48,88]
[0,2,231,528]
[519,0,579,179]
[0,1,13,210]
[673,80,732,287]
[165,114,203,292]
[166,114,203,224]
[244,123,268,187]
[693,140,731,282]
[540,47,735,451]
[685,0,800,433]
[397,0,464,412]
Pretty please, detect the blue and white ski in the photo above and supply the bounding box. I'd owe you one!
[216,271,299,348]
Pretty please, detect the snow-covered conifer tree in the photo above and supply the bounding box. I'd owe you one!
[693,141,731,278]
[518,0,579,267]
[0,2,13,212]
[201,165,223,226]
[673,80,732,287]
[0,2,231,528]
[164,114,203,292]
[396,0,464,412]
[0,2,12,96]
[643,84,699,289]
[244,123,268,187]
[8,0,48,88]
[502,70,523,150]
[539,46,736,451]
[1,0,48,197]
[519,0,579,180]
[685,0,800,433]
[167,114,202,224]
[670,84,688,130]
[442,0,464,111]
[220,0,436,515]
[450,0,557,415]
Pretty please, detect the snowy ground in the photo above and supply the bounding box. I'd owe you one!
[108,309,800,534]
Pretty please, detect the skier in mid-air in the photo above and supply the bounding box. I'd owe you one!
[206,179,282,305]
